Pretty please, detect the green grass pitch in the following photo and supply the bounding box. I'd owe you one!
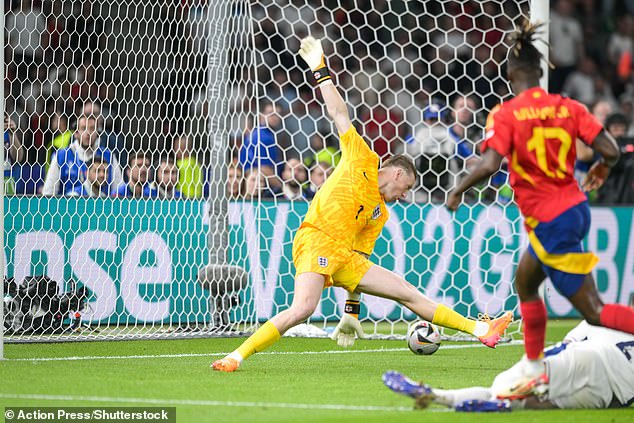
[1,320,632,422]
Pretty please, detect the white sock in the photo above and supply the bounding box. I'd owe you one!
[524,359,544,376]
[473,321,489,337]
[227,351,244,363]
[433,387,493,407]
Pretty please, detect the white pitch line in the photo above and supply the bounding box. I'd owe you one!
[6,341,523,362]
[0,393,423,413]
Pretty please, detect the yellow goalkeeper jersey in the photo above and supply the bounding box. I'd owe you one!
[302,125,389,256]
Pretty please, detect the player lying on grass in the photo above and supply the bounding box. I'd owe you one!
[211,36,512,372]
[383,320,634,411]
[446,21,634,396]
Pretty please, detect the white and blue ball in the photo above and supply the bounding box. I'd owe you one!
[407,320,441,355]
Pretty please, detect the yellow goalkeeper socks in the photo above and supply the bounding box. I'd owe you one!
[431,304,478,335]
[233,321,281,361]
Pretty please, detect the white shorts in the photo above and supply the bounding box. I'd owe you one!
[546,343,614,409]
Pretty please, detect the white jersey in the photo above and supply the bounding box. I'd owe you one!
[490,321,634,409]
[548,321,634,408]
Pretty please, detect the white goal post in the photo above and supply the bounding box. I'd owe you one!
[0,0,577,352]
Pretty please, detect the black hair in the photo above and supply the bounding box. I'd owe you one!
[507,20,547,75]
[85,155,108,168]
[605,113,629,128]
[128,151,151,167]
[158,155,176,165]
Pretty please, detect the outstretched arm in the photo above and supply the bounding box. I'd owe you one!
[319,80,352,135]
[446,148,504,211]
[298,37,352,134]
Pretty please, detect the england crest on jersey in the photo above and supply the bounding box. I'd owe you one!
[371,204,381,220]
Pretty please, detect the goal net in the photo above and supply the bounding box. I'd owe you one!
[3,0,541,343]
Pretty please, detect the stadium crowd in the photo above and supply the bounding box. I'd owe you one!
[3,0,634,203]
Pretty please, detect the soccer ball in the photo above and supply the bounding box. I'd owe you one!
[407,320,441,355]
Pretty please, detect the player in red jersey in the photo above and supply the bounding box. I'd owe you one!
[447,21,634,398]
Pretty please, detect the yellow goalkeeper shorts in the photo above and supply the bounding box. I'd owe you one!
[292,225,372,292]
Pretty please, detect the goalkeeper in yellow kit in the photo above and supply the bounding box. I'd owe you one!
[212,37,513,372]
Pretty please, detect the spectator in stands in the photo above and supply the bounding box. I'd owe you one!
[303,133,341,169]
[281,157,312,201]
[227,163,244,199]
[562,56,600,106]
[596,113,634,204]
[243,168,279,200]
[401,101,457,203]
[43,115,123,196]
[82,99,127,168]
[592,76,618,108]
[4,114,24,196]
[575,106,630,191]
[154,157,182,199]
[447,95,511,204]
[45,100,125,169]
[402,100,449,149]
[549,0,585,93]
[604,112,630,139]
[68,155,110,198]
[448,95,481,171]
[173,135,203,198]
[285,99,320,155]
[607,14,633,85]
[308,161,333,195]
[590,100,614,125]
[114,152,157,198]
[45,111,73,171]
[583,112,629,182]
[239,102,282,190]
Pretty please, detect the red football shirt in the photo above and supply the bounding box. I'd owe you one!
[482,87,603,223]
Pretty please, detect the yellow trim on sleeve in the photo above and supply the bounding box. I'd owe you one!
[528,230,599,274]
[524,216,539,229]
